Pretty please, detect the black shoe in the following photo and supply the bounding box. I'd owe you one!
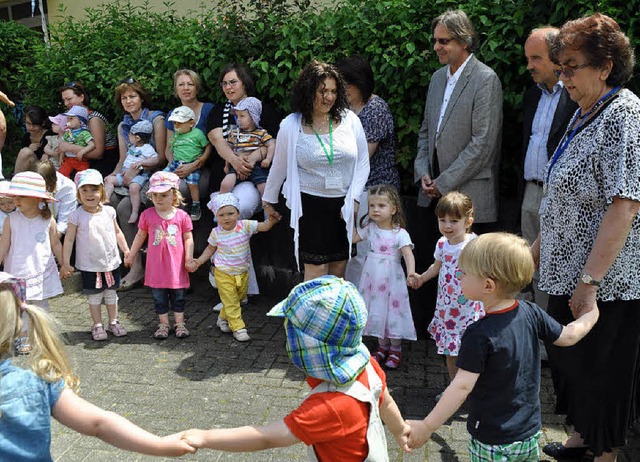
[542,442,589,460]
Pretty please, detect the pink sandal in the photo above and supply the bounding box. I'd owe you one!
[372,347,389,364]
[385,351,402,369]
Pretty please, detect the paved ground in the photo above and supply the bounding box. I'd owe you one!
[47,281,640,461]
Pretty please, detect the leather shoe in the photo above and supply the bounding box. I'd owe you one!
[542,441,589,459]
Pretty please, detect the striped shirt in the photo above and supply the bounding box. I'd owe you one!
[208,219,259,275]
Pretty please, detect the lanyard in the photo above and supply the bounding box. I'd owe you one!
[313,117,333,167]
[546,86,620,185]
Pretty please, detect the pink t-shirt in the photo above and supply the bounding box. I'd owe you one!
[138,207,192,289]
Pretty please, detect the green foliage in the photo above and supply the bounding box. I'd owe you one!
[1,0,639,189]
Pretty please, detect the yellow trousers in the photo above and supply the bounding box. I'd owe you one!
[214,268,248,332]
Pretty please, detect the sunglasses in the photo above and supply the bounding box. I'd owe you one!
[119,77,137,85]
[553,63,590,78]
[432,37,453,46]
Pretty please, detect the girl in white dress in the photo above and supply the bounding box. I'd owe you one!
[412,191,485,385]
[354,184,416,369]
[0,172,63,354]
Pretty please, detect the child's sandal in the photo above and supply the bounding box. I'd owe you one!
[385,351,402,369]
[15,336,32,355]
[372,347,389,364]
[174,323,190,339]
[154,323,170,340]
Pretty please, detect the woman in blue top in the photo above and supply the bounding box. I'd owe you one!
[0,272,195,460]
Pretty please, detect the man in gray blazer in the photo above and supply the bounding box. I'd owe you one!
[414,10,503,231]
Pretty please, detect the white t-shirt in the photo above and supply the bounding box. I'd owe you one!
[122,143,158,171]
[68,205,121,272]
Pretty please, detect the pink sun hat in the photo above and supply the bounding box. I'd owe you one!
[5,172,57,202]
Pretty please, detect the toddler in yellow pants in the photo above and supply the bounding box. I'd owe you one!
[188,193,278,341]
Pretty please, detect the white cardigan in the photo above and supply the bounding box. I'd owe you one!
[263,110,370,269]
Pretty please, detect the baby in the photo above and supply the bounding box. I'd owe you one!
[43,114,66,169]
[58,105,95,179]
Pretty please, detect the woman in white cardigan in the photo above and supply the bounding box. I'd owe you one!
[263,61,369,281]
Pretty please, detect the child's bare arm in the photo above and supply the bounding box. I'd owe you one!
[412,260,442,289]
[260,139,276,168]
[113,219,130,259]
[0,217,11,265]
[124,230,148,267]
[379,387,411,452]
[183,231,194,263]
[182,420,300,451]
[401,245,417,286]
[192,244,216,269]
[52,388,196,456]
[76,140,96,161]
[257,215,280,233]
[61,223,77,277]
[407,369,479,449]
[553,302,599,347]
[49,218,64,265]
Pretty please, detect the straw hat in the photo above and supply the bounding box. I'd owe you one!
[5,172,58,202]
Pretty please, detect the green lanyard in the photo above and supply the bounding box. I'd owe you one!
[313,117,333,167]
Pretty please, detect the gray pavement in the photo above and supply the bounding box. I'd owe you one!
[48,282,640,461]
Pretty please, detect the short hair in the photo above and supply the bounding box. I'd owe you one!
[58,80,91,106]
[291,60,350,126]
[24,105,50,129]
[435,191,474,232]
[459,233,535,296]
[173,69,202,95]
[432,10,478,53]
[529,26,559,51]
[218,63,255,97]
[114,79,152,112]
[335,55,375,102]
[550,13,635,86]
[36,160,57,193]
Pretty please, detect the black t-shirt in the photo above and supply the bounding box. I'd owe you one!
[456,300,563,445]
[21,130,54,160]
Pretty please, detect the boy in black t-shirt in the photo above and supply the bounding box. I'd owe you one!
[407,233,599,461]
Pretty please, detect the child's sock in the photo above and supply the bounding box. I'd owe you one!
[390,339,402,353]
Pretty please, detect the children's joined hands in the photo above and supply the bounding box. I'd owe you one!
[60,265,74,279]
[185,259,199,273]
[406,273,421,289]
[160,432,198,455]
[406,419,431,449]
[179,429,207,448]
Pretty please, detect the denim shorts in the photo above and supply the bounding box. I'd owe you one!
[228,164,269,186]
[116,172,149,187]
[150,288,186,314]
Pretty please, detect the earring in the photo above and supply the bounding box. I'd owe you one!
[38,201,46,210]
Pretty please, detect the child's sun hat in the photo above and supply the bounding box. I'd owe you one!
[208,192,240,215]
[233,97,262,128]
[130,119,153,135]
[48,114,67,128]
[62,105,89,126]
[268,275,370,385]
[74,169,104,188]
[168,106,196,124]
[147,171,180,194]
[5,172,57,202]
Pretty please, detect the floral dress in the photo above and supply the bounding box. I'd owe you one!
[428,234,484,355]
[358,223,416,340]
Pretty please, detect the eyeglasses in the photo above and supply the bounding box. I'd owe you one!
[432,37,453,46]
[119,77,136,85]
[221,79,240,88]
[553,63,590,78]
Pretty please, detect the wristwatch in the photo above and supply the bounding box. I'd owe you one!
[580,273,601,286]
[138,165,144,173]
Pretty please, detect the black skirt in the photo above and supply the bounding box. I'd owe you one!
[81,268,122,294]
[546,295,640,456]
[298,192,349,265]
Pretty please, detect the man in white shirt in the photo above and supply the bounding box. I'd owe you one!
[520,27,577,308]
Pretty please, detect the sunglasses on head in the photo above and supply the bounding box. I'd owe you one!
[119,77,136,85]
[64,81,77,88]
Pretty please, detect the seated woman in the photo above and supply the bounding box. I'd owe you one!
[13,106,54,174]
[109,78,166,291]
[58,81,119,177]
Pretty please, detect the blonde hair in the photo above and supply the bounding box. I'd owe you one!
[150,188,185,207]
[458,233,535,296]
[0,286,78,391]
[360,184,407,229]
[16,196,52,220]
[76,184,107,204]
[435,191,474,232]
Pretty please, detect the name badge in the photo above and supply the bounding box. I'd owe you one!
[167,224,178,236]
[325,174,342,189]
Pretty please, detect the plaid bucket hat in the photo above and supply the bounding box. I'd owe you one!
[268,275,370,385]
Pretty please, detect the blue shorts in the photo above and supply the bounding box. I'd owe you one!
[116,172,148,187]
[165,160,200,185]
[228,164,269,186]
[151,288,187,314]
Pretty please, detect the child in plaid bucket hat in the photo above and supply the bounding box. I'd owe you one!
[179,276,411,460]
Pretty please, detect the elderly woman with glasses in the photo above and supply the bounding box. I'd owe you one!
[55,81,119,177]
[109,78,166,291]
[532,14,640,462]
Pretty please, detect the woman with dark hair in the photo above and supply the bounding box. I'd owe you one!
[14,106,54,173]
[263,60,369,281]
[58,81,119,177]
[534,13,640,462]
[335,55,400,284]
[110,78,166,290]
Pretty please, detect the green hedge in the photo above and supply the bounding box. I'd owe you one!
[1,0,638,187]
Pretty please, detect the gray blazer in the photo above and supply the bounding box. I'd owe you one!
[414,55,503,223]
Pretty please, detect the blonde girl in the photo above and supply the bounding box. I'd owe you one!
[61,169,131,342]
[411,191,485,389]
[125,171,194,340]
[353,184,416,369]
[0,172,63,354]
[0,272,196,459]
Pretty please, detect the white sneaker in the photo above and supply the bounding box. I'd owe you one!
[212,302,223,312]
[233,328,251,342]
[216,316,231,333]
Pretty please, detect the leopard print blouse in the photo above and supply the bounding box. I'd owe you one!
[539,89,640,301]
